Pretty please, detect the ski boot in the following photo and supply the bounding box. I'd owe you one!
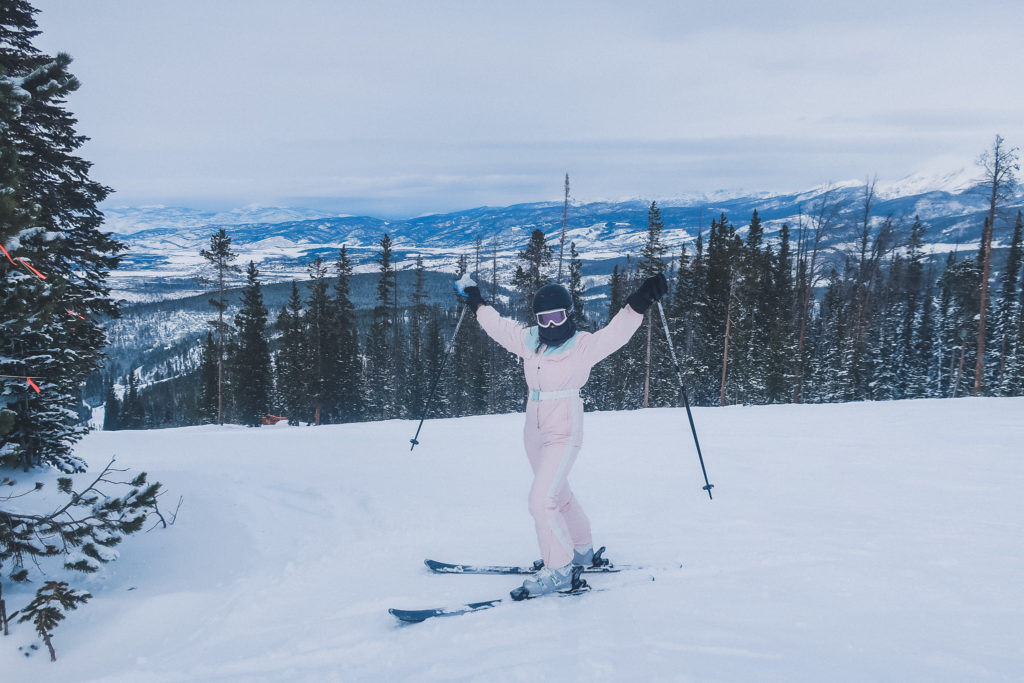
[511,563,587,601]
[531,545,612,572]
[575,545,611,570]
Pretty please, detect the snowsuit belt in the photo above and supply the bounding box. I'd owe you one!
[528,389,580,401]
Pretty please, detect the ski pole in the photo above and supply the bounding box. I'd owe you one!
[655,300,715,500]
[409,303,469,451]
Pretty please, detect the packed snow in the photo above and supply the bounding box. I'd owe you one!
[2,398,1022,681]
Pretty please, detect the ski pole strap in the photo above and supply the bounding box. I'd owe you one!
[528,389,580,401]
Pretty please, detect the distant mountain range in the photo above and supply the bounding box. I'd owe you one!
[103,169,1023,303]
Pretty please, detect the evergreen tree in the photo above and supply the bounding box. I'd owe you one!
[17,580,90,662]
[231,261,272,427]
[764,223,796,403]
[406,254,430,418]
[639,202,672,407]
[568,241,587,328]
[365,234,398,419]
[304,257,335,425]
[331,245,363,421]
[275,282,308,424]
[102,385,120,431]
[996,212,1023,394]
[120,371,143,429]
[199,229,240,424]
[0,4,121,472]
[197,331,219,423]
[704,214,743,405]
[938,257,980,397]
[511,229,552,319]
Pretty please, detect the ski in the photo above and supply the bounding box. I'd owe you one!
[390,568,593,623]
[424,546,630,575]
[390,566,664,623]
[389,586,590,623]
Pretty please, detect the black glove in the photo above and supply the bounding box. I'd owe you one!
[460,285,486,313]
[625,273,668,314]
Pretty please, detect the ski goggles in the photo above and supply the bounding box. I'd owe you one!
[536,308,572,328]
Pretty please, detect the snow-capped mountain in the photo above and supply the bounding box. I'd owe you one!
[102,173,1023,303]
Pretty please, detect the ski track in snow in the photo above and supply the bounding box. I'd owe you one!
[2,398,1023,681]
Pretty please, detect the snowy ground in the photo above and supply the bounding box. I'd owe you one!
[2,398,1022,681]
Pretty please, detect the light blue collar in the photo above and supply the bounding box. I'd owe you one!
[526,327,579,356]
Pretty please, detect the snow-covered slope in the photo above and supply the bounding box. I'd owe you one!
[2,398,1021,681]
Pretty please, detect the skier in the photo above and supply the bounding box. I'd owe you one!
[456,272,668,597]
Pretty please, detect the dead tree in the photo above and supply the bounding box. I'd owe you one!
[974,135,1019,395]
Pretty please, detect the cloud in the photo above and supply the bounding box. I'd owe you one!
[31,1,1024,215]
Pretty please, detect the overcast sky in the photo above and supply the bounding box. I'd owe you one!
[31,0,1024,216]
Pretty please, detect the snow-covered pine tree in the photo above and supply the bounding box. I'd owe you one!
[365,234,398,419]
[568,241,587,329]
[196,331,219,423]
[304,257,336,425]
[0,3,121,472]
[664,243,693,406]
[995,212,1023,394]
[101,385,120,431]
[231,261,272,427]
[17,580,89,661]
[639,201,672,407]
[599,262,647,410]
[894,217,928,398]
[764,223,796,403]
[730,210,771,404]
[704,214,743,405]
[589,264,627,410]
[120,370,143,429]
[937,256,980,397]
[406,254,430,418]
[907,269,938,397]
[2,458,161,656]
[331,245,363,422]
[275,282,308,425]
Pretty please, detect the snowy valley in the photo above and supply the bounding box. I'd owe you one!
[103,173,1023,305]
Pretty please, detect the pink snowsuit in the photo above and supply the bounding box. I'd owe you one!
[476,303,644,569]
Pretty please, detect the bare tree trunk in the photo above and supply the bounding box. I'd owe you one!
[643,313,652,408]
[948,345,957,396]
[217,272,224,426]
[43,632,56,662]
[488,240,498,412]
[1,580,8,636]
[557,173,569,281]
[954,343,967,398]
[720,277,736,406]
[975,215,994,396]
[793,191,836,403]
[975,135,1019,395]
